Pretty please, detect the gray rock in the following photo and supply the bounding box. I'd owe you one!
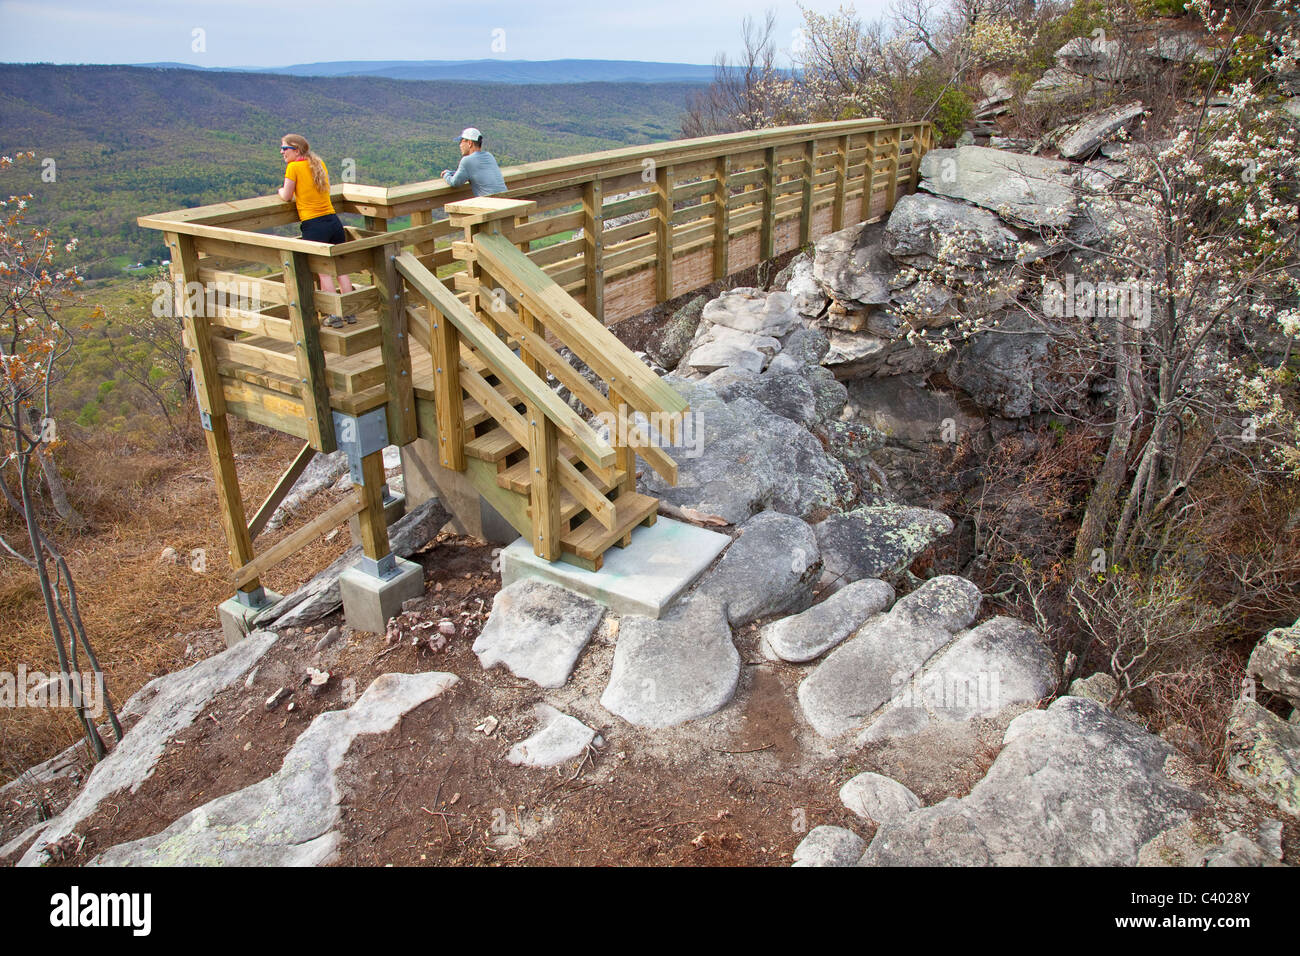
[264,449,349,533]
[859,616,1056,744]
[641,380,851,524]
[813,222,894,306]
[840,772,922,823]
[90,672,458,866]
[1068,671,1118,706]
[947,312,1053,419]
[860,697,1206,865]
[314,626,342,653]
[1147,34,1214,64]
[792,825,866,866]
[845,375,980,445]
[1053,36,1146,81]
[259,498,451,626]
[824,331,887,367]
[472,580,605,689]
[646,294,707,369]
[1055,101,1146,159]
[700,288,802,337]
[798,576,981,739]
[919,146,1076,227]
[814,504,954,590]
[785,255,828,318]
[1203,832,1284,867]
[1024,67,1095,106]
[1247,617,1300,708]
[760,578,895,663]
[884,193,1020,267]
[698,511,820,626]
[1225,698,1300,817]
[780,326,831,366]
[714,371,819,428]
[685,340,767,375]
[19,632,278,866]
[600,596,738,728]
[506,704,596,767]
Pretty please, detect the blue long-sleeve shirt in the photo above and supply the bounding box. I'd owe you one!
[442,150,507,197]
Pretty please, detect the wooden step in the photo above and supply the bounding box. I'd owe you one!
[561,491,659,562]
[463,424,520,462]
[461,383,524,431]
[522,465,625,525]
[495,446,604,494]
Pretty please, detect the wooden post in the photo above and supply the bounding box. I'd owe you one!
[281,250,336,453]
[712,155,730,280]
[355,448,392,563]
[519,304,544,380]
[371,243,417,446]
[862,130,878,222]
[609,386,637,548]
[166,231,261,597]
[799,139,816,247]
[430,299,465,471]
[885,129,900,213]
[583,178,605,323]
[527,400,561,560]
[409,208,438,258]
[655,163,675,303]
[833,134,849,233]
[761,146,777,262]
[363,216,389,233]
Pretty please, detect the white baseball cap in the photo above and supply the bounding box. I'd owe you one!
[457,127,483,143]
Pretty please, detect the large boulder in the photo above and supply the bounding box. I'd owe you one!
[472,579,605,688]
[698,510,820,626]
[797,576,982,739]
[785,254,828,318]
[859,616,1057,745]
[884,193,1021,268]
[812,222,895,307]
[859,697,1207,865]
[600,596,739,729]
[813,504,954,590]
[839,772,922,824]
[946,311,1054,419]
[760,578,895,663]
[1225,698,1300,817]
[646,294,707,369]
[792,825,866,866]
[918,146,1076,227]
[700,288,803,338]
[1247,617,1300,708]
[1054,101,1146,159]
[640,379,852,524]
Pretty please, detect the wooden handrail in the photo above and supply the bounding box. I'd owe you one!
[394,251,616,471]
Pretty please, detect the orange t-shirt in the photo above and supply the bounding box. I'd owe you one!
[283,158,334,220]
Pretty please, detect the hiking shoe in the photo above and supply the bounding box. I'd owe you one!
[324,315,344,328]
[344,314,357,325]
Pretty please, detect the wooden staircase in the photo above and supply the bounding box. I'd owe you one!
[396,197,689,571]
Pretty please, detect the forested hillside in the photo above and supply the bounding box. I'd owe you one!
[0,64,696,273]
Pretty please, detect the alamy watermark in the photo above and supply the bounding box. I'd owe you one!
[591,403,706,459]
[1042,275,1152,326]
[0,666,104,719]
[890,667,1002,712]
[152,278,264,321]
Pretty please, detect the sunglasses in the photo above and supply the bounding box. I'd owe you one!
[279,145,296,152]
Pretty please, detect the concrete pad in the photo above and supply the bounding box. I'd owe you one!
[500,516,730,619]
[218,591,282,648]
[339,557,423,635]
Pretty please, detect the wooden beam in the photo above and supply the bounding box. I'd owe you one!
[583,178,605,322]
[833,134,849,232]
[233,489,364,589]
[799,140,816,247]
[167,232,224,419]
[713,156,730,279]
[761,146,777,262]
[655,163,675,302]
[371,244,418,446]
[205,415,260,594]
[281,250,336,452]
[527,400,561,560]
[248,442,316,541]
[355,449,391,562]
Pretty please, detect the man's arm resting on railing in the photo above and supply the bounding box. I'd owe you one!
[441,155,472,187]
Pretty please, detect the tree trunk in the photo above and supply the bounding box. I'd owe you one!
[35,445,86,529]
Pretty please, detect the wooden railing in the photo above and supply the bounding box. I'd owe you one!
[138,119,933,594]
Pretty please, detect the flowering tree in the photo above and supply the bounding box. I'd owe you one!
[1,152,121,759]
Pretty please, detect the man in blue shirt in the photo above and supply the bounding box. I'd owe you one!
[441,127,507,197]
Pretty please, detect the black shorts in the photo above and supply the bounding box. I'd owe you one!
[300,213,345,244]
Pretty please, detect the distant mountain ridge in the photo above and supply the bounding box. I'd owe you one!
[121,58,731,85]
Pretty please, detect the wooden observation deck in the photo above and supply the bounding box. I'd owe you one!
[137,119,933,611]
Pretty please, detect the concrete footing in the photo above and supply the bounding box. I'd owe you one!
[500,516,731,619]
[218,590,283,648]
[338,556,424,634]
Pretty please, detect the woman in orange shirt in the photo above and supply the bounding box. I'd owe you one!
[277,133,354,327]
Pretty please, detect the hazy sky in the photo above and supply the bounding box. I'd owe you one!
[0,0,894,68]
